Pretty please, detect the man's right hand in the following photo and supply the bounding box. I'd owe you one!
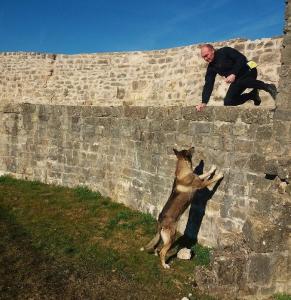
[195,103,206,112]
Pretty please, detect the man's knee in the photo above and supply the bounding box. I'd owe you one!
[224,96,234,106]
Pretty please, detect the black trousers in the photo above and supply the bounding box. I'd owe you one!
[224,68,268,106]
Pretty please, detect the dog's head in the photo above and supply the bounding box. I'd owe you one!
[173,147,195,163]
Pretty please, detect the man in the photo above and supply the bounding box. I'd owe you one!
[196,44,278,112]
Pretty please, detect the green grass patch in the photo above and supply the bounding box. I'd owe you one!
[0,175,214,299]
[274,294,291,300]
[192,243,211,266]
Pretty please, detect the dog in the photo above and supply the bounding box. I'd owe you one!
[141,147,223,269]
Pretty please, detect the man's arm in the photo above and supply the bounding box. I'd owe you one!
[202,66,216,104]
[196,66,216,112]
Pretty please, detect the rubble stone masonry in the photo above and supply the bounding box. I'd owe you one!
[0,1,290,299]
[0,37,282,107]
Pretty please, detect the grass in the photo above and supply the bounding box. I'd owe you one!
[0,175,214,300]
[274,295,291,300]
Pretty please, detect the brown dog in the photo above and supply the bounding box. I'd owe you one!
[142,147,223,269]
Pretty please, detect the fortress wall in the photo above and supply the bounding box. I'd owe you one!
[0,102,289,246]
[0,37,282,107]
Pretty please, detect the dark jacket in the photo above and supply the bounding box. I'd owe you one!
[202,47,249,104]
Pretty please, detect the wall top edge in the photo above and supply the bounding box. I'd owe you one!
[0,102,276,112]
[0,36,283,57]
[0,102,275,126]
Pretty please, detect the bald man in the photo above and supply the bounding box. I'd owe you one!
[196,44,278,112]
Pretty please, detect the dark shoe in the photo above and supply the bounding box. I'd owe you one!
[266,84,278,100]
[251,89,261,106]
[249,89,261,106]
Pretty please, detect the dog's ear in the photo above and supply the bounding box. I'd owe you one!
[173,148,179,156]
[188,147,195,155]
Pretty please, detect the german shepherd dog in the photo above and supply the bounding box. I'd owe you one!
[141,147,223,269]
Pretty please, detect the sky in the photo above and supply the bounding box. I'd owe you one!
[0,0,285,54]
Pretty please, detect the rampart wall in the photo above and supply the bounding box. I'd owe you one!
[0,37,282,107]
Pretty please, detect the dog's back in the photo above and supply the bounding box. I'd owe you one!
[158,181,196,226]
[158,149,201,226]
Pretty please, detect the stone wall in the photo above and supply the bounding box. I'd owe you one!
[3,104,280,240]
[0,37,282,107]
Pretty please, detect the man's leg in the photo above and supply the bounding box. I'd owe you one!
[224,69,277,106]
[237,69,278,100]
[224,82,246,106]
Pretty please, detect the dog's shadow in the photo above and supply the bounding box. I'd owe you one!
[169,160,222,258]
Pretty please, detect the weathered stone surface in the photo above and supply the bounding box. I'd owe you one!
[124,106,148,119]
[249,154,267,172]
[214,107,240,122]
[248,254,272,284]
[242,218,287,252]
[274,109,291,121]
[181,106,215,122]
[240,109,273,125]
[0,37,281,108]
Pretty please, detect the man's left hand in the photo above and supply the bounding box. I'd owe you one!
[225,74,236,83]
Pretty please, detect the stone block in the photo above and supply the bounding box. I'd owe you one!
[248,254,272,284]
[255,125,273,141]
[273,120,290,142]
[234,139,254,153]
[242,218,287,252]
[213,123,233,135]
[274,109,291,121]
[190,122,213,134]
[214,107,240,122]
[248,154,266,173]
[240,109,273,125]
[0,103,21,114]
[21,103,36,114]
[165,106,182,120]
[220,196,234,218]
[90,106,112,117]
[232,123,253,137]
[177,120,190,134]
[182,106,215,122]
[175,133,193,147]
[161,119,177,132]
[124,106,148,119]
[232,154,250,170]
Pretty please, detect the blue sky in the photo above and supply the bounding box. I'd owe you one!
[0,0,285,54]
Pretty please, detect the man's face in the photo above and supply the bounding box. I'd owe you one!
[201,47,215,63]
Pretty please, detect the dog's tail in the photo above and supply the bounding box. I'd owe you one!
[140,232,161,252]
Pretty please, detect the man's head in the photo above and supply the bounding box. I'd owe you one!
[200,44,215,63]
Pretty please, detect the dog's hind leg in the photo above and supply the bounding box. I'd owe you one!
[141,232,161,253]
[160,228,174,269]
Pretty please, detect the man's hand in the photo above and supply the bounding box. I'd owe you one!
[195,103,206,112]
[225,74,236,83]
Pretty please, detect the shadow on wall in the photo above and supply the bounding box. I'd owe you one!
[177,160,222,249]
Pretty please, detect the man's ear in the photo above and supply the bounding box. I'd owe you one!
[173,148,179,156]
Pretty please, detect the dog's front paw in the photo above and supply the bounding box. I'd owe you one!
[216,172,224,180]
[210,165,217,173]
